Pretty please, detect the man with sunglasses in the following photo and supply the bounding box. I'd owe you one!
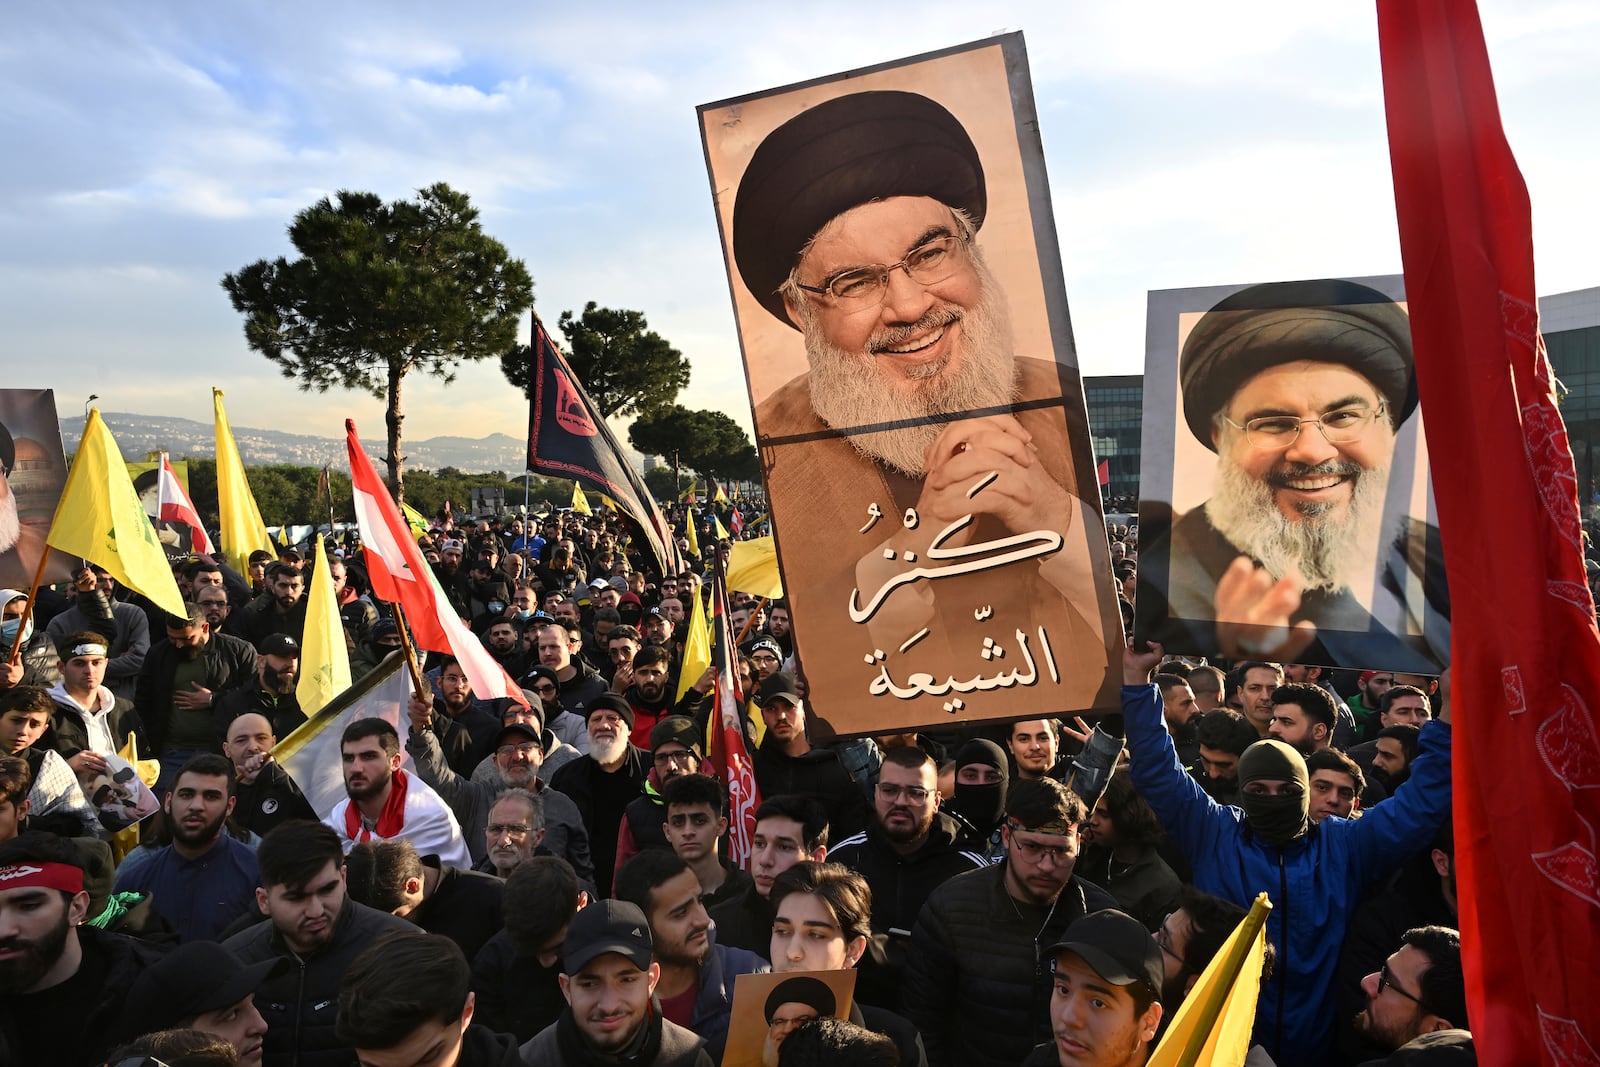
[1353,926,1472,1061]
[904,777,1115,1067]
[732,90,1114,729]
[1137,279,1449,670]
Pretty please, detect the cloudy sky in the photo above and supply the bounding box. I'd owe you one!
[1,2,1595,448]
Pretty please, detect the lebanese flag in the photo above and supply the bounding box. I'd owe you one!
[157,452,216,555]
[729,508,744,537]
[1381,3,1600,1061]
[708,555,761,869]
[345,421,527,708]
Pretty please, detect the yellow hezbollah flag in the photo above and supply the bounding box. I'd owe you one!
[676,579,711,703]
[571,481,592,515]
[400,500,430,542]
[727,536,783,598]
[679,480,698,503]
[297,534,353,715]
[213,389,273,575]
[684,508,700,559]
[711,514,730,541]
[48,410,186,617]
[713,481,728,504]
[1147,893,1273,1067]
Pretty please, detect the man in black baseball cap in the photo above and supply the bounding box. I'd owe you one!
[1138,278,1449,671]
[117,940,285,1067]
[729,87,1110,733]
[1025,909,1164,1067]
[520,899,713,1067]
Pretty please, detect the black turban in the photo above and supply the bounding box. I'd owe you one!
[732,90,986,328]
[1179,279,1415,451]
[764,976,837,1023]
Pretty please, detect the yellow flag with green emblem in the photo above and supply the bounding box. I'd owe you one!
[47,410,185,617]
[571,481,592,515]
[213,388,274,574]
[296,534,352,715]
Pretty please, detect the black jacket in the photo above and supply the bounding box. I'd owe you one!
[903,863,1116,1067]
[224,899,417,1067]
[414,863,504,962]
[135,630,258,753]
[456,1024,523,1067]
[520,1004,712,1067]
[213,677,307,749]
[827,812,989,936]
[470,929,567,1043]
[705,880,773,956]
[548,745,649,896]
[233,761,319,838]
[752,736,870,842]
[44,689,141,760]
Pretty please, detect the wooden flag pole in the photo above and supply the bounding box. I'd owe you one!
[388,605,429,701]
[6,545,53,668]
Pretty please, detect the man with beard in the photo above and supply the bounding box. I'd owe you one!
[1349,927,1472,1061]
[734,90,1113,728]
[904,777,1115,1067]
[613,850,769,1062]
[225,820,416,1067]
[195,584,232,632]
[113,753,259,941]
[135,603,257,763]
[327,718,472,870]
[417,656,506,777]
[213,633,306,749]
[1265,681,1338,756]
[621,643,682,749]
[406,708,595,886]
[519,898,713,1067]
[483,618,526,677]
[0,831,164,1067]
[222,711,317,836]
[1122,643,1453,1065]
[231,562,308,650]
[828,746,986,953]
[765,600,793,659]
[1137,279,1449,671]
[479,788,546,879]
[550,693,649,897]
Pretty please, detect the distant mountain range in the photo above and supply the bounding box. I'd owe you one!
[60,413,536,474]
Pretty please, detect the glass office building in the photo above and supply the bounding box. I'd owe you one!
[1084,374,1143,513]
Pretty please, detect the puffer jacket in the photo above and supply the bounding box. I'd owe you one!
[224,899,416,1067]
[827,811,990,936]
[1123,683,1451,1066]
[903,863,1115,1067]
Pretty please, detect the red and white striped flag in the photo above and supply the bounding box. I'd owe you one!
[157,452,216,555]
[344,421,527,708]
[709,555,761,868]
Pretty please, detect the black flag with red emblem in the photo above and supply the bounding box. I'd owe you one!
[525,314,682,575]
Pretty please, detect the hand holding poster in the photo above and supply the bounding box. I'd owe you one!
[698,35,1121,736]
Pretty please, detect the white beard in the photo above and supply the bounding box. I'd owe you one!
[1206,455,1395,594]
[0,485,18,554]
[803,258,1019,476]
[589,733,627,766]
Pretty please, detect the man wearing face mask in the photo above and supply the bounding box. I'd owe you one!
[943,738,1009,862]
[0,590,58,692]
[1121,643,1451,1067]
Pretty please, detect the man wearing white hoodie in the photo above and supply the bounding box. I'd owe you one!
[43,631,142,788]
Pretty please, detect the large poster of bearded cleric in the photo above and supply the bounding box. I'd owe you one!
[698,34,1122,736]
[0,390,73,590]
[1134,276,1450,673]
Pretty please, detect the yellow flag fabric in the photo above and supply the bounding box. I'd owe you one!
[109,732,161,864]
[727,536,784,598]
[571,481,592,515]
[676,582,712,703]
[679,481,698,503]
[213,389,273,575]
[400,501,430,542]
[713,482,729,503]
[48,410,186,617]
[297,534,353,715]
[684,508,701,559]
[1147,893,1273,1067]
[712,514,730,541]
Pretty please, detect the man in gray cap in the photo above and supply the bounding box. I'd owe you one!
[1138,279,1449,671]
[732,89,1113,729]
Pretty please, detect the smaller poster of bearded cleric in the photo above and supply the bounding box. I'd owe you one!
[0,390,73,590]
[1134,275,1450,673]
[698,33,1122,737]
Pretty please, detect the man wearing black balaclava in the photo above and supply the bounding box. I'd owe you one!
[943,738,1008,861]
[1120,642,1452,1067]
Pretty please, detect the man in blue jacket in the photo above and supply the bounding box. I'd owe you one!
[1121,643,1450,1066]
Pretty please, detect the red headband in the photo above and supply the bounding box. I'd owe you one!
[0,861,85,895]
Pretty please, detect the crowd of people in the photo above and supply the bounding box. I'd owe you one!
[0,509,1471,1067]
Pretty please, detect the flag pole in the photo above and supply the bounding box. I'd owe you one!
[387,605,429,700]
[6,545,52,668]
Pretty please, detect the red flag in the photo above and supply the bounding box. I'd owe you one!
[1096,459,1110,488]
[1381,3,1600,1060]
[729,508,744,537]
[708,555,761,868]
[345,421,528,708]
[156,452,215,555]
